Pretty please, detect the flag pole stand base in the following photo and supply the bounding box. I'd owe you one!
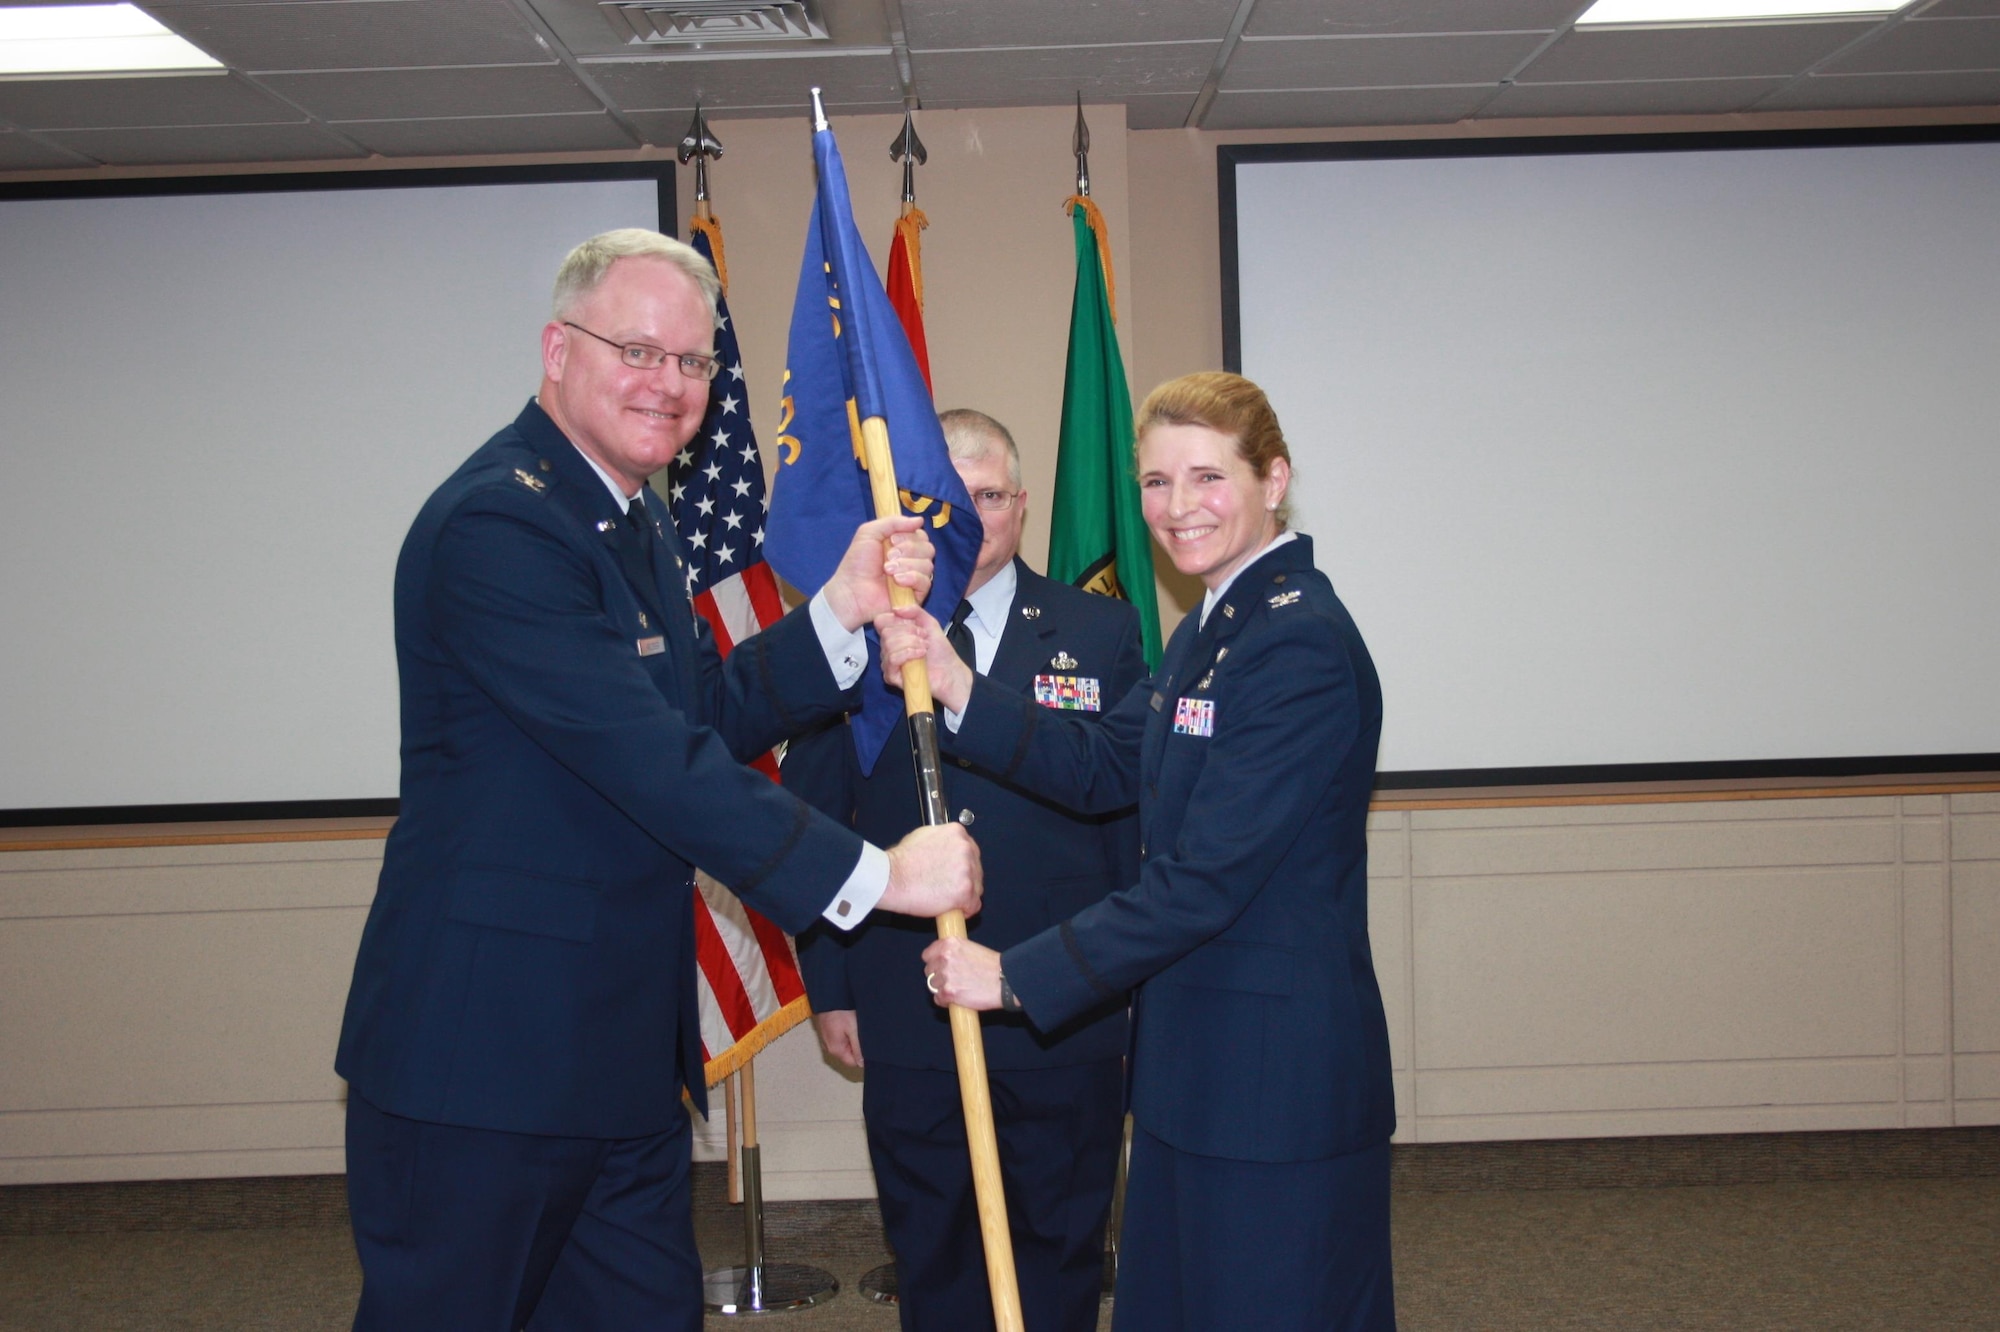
[703,1141,838,1315]
[702,1263,839,1316]
[859,1262,898,1304]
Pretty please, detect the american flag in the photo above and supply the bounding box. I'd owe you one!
[666,219,810,1085]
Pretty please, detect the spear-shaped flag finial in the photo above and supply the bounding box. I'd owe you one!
[809,86,829,133]
[889,107,927,205]
[677,103,723,205]
[1072,93,1090,198]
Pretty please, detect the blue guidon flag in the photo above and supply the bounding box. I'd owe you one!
[766,105,978,774]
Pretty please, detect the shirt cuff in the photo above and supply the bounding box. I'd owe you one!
[821,842,889,930]
[942,704,964,733]
[809,589,869,689]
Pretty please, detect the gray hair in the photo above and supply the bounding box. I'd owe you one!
[938,408,1022,490]
[551,228,720,324]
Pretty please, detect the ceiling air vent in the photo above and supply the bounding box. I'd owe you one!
[599,0,829,45]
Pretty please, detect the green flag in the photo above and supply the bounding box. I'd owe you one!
[1049,201,1162,668]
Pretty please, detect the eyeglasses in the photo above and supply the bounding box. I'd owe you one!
[563,322,721,381]
[969,488,1022,513]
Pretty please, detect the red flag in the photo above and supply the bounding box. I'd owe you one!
[669,213,810,1084]
[885,207,932,391]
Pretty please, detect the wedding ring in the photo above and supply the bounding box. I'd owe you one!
[925,972,940,994]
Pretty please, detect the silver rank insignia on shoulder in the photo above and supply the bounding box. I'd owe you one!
[1051,651,1078,670]
[513,467,547,494]
[1020,604,1042,620]
[1268,589,1303,609]
[637,636,666,656]
[595,519,614,532]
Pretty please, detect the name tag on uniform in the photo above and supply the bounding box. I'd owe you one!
[637,635,666,657]
[1034,674,1101,711]
[1172,697,1215,737]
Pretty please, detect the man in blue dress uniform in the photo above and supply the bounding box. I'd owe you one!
[785,410,1145,1332]
[334,229,981,1332]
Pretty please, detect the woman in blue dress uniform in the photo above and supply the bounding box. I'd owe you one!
[890,373,1397,1331]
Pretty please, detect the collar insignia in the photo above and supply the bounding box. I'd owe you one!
[1020,604,1042,620]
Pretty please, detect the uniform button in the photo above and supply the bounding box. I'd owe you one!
[956,757,971,768]
[1139,842,1147,857]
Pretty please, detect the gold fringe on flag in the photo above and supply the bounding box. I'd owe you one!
[894,205,929,311]
[687,210,729,294]
[1063,195,1116,325]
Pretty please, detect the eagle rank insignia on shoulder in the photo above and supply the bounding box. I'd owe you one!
[1034,675,1101,712]
[512,467,548,494]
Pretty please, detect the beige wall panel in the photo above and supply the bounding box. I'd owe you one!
[1904,1056,1949,1102]
[1412,797,1898,831]
[1953,808,2000,861]
[1904,864,1949,1056]
[1902,795,1946,815]
[1414,1058,1901,1119]
[1367,851,1412,1076]
[1953,860,2000,1052]
[1955,1053,2000,1102]
[2,1147,346,1186]
[1416,1102,1906,1143]
[1411,814,1896,879]
[0,906,364,1112]
[1902,817,1945,862]
[0,1101,341,1172]
[1412,868,1901,1068]
[1952,791,2000,817]
[1365,816,1408,879]
[697,1019,873,1200]
[0,849,379,919]
[1908,1103,1955,1128]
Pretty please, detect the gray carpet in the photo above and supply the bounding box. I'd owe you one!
[3,1130,1996,1331]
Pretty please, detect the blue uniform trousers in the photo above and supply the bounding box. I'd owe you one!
[1112,1126,1395,1332]
[863,1060,1124,1332]
[345,1090,702,1332]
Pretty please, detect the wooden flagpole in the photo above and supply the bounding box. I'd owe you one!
[855,411,1024,1332]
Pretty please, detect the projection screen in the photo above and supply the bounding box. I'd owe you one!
[1223,129,2000,785]
[0,166,668,818]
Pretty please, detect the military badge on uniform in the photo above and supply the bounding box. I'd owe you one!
[1034,674,1101,711]
[1020,604,1042,620]
[1172,697,1216,737]
[513,467,548,494]
[1268,589,1303,609]
[1050,651,1078,670]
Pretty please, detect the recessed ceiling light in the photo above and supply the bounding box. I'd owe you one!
[1576,0,1901,26]
[0,3,223,76]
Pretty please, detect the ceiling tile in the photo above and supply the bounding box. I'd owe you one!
[1824,17,2000,73]
[1480,75,1789,116]
[155,0,555,73]
[1754,67,2000,107]
[1226,32,1547,89]
[1247,0,1578,38]
[37,121,366,166]
[912,43,1213,106]
[1203,84,1495,129]
[622,101,904,145]
[588,52,903,112]
[0,131,96,169]
[336,111,636,155]
[903,0,1240,48]
[1125,91,1199,128]
[1519,21,1876,82]
[256,64,599,120]
[0,74,300,130]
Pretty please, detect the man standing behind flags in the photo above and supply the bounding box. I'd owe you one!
[786,410,1145,1332]
[335,228,981,1332]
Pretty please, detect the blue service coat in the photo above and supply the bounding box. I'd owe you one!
[336,400,865,1139]
[948,536,1396,1162]
[786,562,1144,1070]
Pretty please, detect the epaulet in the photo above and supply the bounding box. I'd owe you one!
[1263,569,1303,611]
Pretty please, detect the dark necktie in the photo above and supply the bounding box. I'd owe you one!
[946,599,976,671]
[627,497,651,539]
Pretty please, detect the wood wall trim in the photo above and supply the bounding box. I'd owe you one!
[4,778,1996,852]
